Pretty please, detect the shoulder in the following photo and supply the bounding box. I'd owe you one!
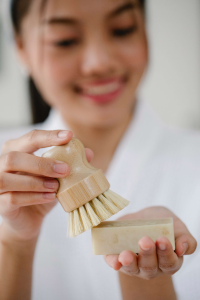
[137,101,200,164]
[122,100,200,201]
[153,124,200,168]
[125,100,200,166]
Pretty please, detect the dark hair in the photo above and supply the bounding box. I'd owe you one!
[11,0,50,124]
[11,0,146,124]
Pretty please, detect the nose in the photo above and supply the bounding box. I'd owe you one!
[80,38,117,77]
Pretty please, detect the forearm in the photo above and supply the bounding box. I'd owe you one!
[119,272,177,300]
[0,224,37,300]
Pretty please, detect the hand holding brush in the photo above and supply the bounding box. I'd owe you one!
[43,137,129,237]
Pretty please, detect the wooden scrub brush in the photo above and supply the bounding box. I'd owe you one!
[43,138,129,237]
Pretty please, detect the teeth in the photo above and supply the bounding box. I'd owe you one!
[83,82,120,96]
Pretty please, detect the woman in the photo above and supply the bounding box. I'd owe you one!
[0,0,198,299]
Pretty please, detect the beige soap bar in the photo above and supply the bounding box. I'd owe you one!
[91,218,175,255]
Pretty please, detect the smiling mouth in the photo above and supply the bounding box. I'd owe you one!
[74,76,128,104]
[82,80,123,95]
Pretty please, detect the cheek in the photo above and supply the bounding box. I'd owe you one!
[25,40,77,89]
[119,39,148,72]
[43,50,79,87]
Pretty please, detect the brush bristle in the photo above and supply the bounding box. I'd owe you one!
[103,190,130,209]
[67,189,129,237]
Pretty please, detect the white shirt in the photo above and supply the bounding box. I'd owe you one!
[0,100,200,300]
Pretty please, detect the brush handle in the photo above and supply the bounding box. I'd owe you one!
[43,138,110,212]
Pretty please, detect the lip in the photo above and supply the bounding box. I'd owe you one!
[78,78,125,104]
[81,78,122,87]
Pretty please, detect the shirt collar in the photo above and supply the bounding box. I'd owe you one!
[42,109,69,131]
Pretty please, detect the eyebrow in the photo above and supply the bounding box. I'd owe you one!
[42,1,138,26]
[109,1,138,18]
[42,18,77,26]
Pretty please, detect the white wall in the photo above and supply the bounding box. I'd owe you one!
[0,5,30,129]
[0,0,199,129]
[140,0,200,129]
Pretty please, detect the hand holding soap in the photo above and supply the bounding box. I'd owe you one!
[92,218,175,255]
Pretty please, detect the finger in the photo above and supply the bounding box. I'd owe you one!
[118,250,136,266]
[104,254,122,271]
[175,234,197,256]
[0,191,57,214]
[15,149,93,166]
[156,237,183,275]
[0,152,70,178]
[85,148,94,163]
[138,236,158,279]
[2,130,73,154]
[173,218,197,256]
[0,173,59,194]
[118,250,139,276]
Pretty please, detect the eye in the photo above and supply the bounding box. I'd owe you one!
[54,39,78,47]
[113,25,137,37]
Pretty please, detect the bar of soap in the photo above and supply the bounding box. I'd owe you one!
[91,218,175,255]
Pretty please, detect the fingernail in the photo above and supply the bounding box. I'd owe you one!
[183,243,188,255]
[158,243,166,251]
[139,244,152,251]
[53,161,69,174]
[43,193,56,199]
[58,131,69,139]
[44,179,59,189]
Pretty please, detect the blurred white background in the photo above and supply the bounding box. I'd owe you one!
[0,0,199,129]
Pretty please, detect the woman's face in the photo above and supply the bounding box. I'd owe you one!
[18,0,148,129]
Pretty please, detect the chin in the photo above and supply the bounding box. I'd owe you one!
[84,112,123,129]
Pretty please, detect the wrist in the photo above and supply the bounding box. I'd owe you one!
[0,223,38,256]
